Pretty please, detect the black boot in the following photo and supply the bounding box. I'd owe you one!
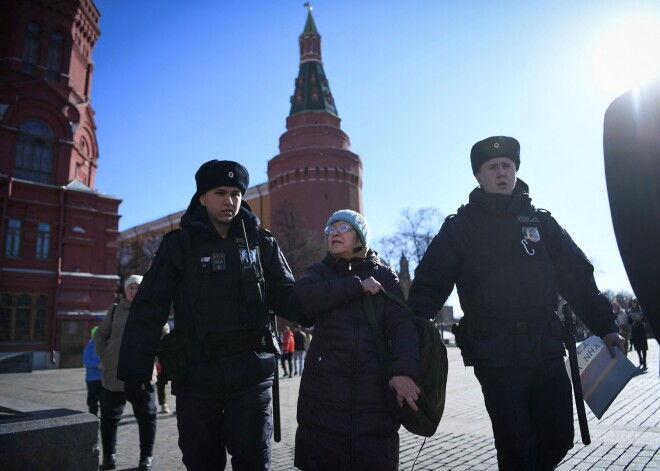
[139,455,153,470]
[99,453,116,470]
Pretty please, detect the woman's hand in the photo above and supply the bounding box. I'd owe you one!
[389,375,420,411]
[361,277,383,295]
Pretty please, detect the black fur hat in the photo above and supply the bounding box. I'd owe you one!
[470,136,520,174]
[195,159,249,195]
[186,160,249,212]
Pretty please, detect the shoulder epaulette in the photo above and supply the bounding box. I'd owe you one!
[537,208,552,215]
[445,214,457,221]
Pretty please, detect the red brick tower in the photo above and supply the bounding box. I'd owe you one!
[268,6,363,243]
[0,0,120,369]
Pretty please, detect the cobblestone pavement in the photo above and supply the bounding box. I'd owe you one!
[1,342,657,470]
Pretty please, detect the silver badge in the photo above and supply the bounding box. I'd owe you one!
[228,171,234,178]
[522,226,540,243]
[494,142,500,149]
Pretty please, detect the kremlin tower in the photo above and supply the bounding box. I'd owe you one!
[267,6,363,254]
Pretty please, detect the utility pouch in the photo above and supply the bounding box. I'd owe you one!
[156,330,188,383]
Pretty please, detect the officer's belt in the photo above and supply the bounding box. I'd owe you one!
[475,316,563,337]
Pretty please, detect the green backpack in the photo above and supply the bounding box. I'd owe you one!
[364,290,448,438]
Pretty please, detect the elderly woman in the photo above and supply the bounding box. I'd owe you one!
[293,210,420,471]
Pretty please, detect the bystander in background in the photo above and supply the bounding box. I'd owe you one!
[83,325,102,416]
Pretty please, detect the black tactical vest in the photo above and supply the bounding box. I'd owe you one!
[457,206,558,319]
[177,227,268,353]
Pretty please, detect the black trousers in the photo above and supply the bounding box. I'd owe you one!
[86,380,102,415]
[474,358,574,471]
[176,383,272,471]
[281,352,293,376]
[100,386,157,458]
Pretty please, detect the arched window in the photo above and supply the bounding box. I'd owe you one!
[46,31,63,80]
[22,22,40,73]
[15,120,54,183]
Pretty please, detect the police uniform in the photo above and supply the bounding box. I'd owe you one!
[118,161,298,470]
[408,138,617,470]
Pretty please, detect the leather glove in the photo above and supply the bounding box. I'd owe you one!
[123,376,153,407]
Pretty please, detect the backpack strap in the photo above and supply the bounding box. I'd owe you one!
[363,295,399,418]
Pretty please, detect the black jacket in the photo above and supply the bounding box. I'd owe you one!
[117,202,298,397]
[408,181,617,367]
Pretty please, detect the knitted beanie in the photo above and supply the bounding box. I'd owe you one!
[326,209,369,246]
[124,274,143,290]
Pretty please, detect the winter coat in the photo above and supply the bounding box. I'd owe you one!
[283,330,295,354]
[409,181,618,368]
[629,309,648,351]
[293,250,419,471]
[95,297,162,392]
[294,330,307,352]
[116,202,298,398]
[83,339,101,382]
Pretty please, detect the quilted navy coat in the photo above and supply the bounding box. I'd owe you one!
[293,250,419,471]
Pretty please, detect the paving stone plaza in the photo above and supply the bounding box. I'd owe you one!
[0,342,657,470]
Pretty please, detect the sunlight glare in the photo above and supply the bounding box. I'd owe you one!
[592,18,660,96]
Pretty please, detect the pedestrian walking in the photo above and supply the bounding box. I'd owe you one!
[83,325,102,416]
[293,325,306,375]
[629,299,648,369]
[282,326,295,378]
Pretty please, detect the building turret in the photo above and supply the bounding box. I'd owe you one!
[268,5,363,257]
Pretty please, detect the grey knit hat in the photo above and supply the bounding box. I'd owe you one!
[326,209,369,246]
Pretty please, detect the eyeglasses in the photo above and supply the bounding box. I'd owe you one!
[324,223,354,236]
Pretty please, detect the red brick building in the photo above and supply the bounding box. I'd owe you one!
[0,0,120,370]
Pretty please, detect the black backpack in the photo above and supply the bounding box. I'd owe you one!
[399,314,448,437]
[364,290,448,437]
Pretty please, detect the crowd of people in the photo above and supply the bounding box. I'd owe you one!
[83,139,653,470]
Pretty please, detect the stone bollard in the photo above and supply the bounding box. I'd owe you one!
[0,404,99,471]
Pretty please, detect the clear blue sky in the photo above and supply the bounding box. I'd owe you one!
[92,0,660,298]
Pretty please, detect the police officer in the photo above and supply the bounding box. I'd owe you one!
[408,136,624,470]
[117,160,299,470]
